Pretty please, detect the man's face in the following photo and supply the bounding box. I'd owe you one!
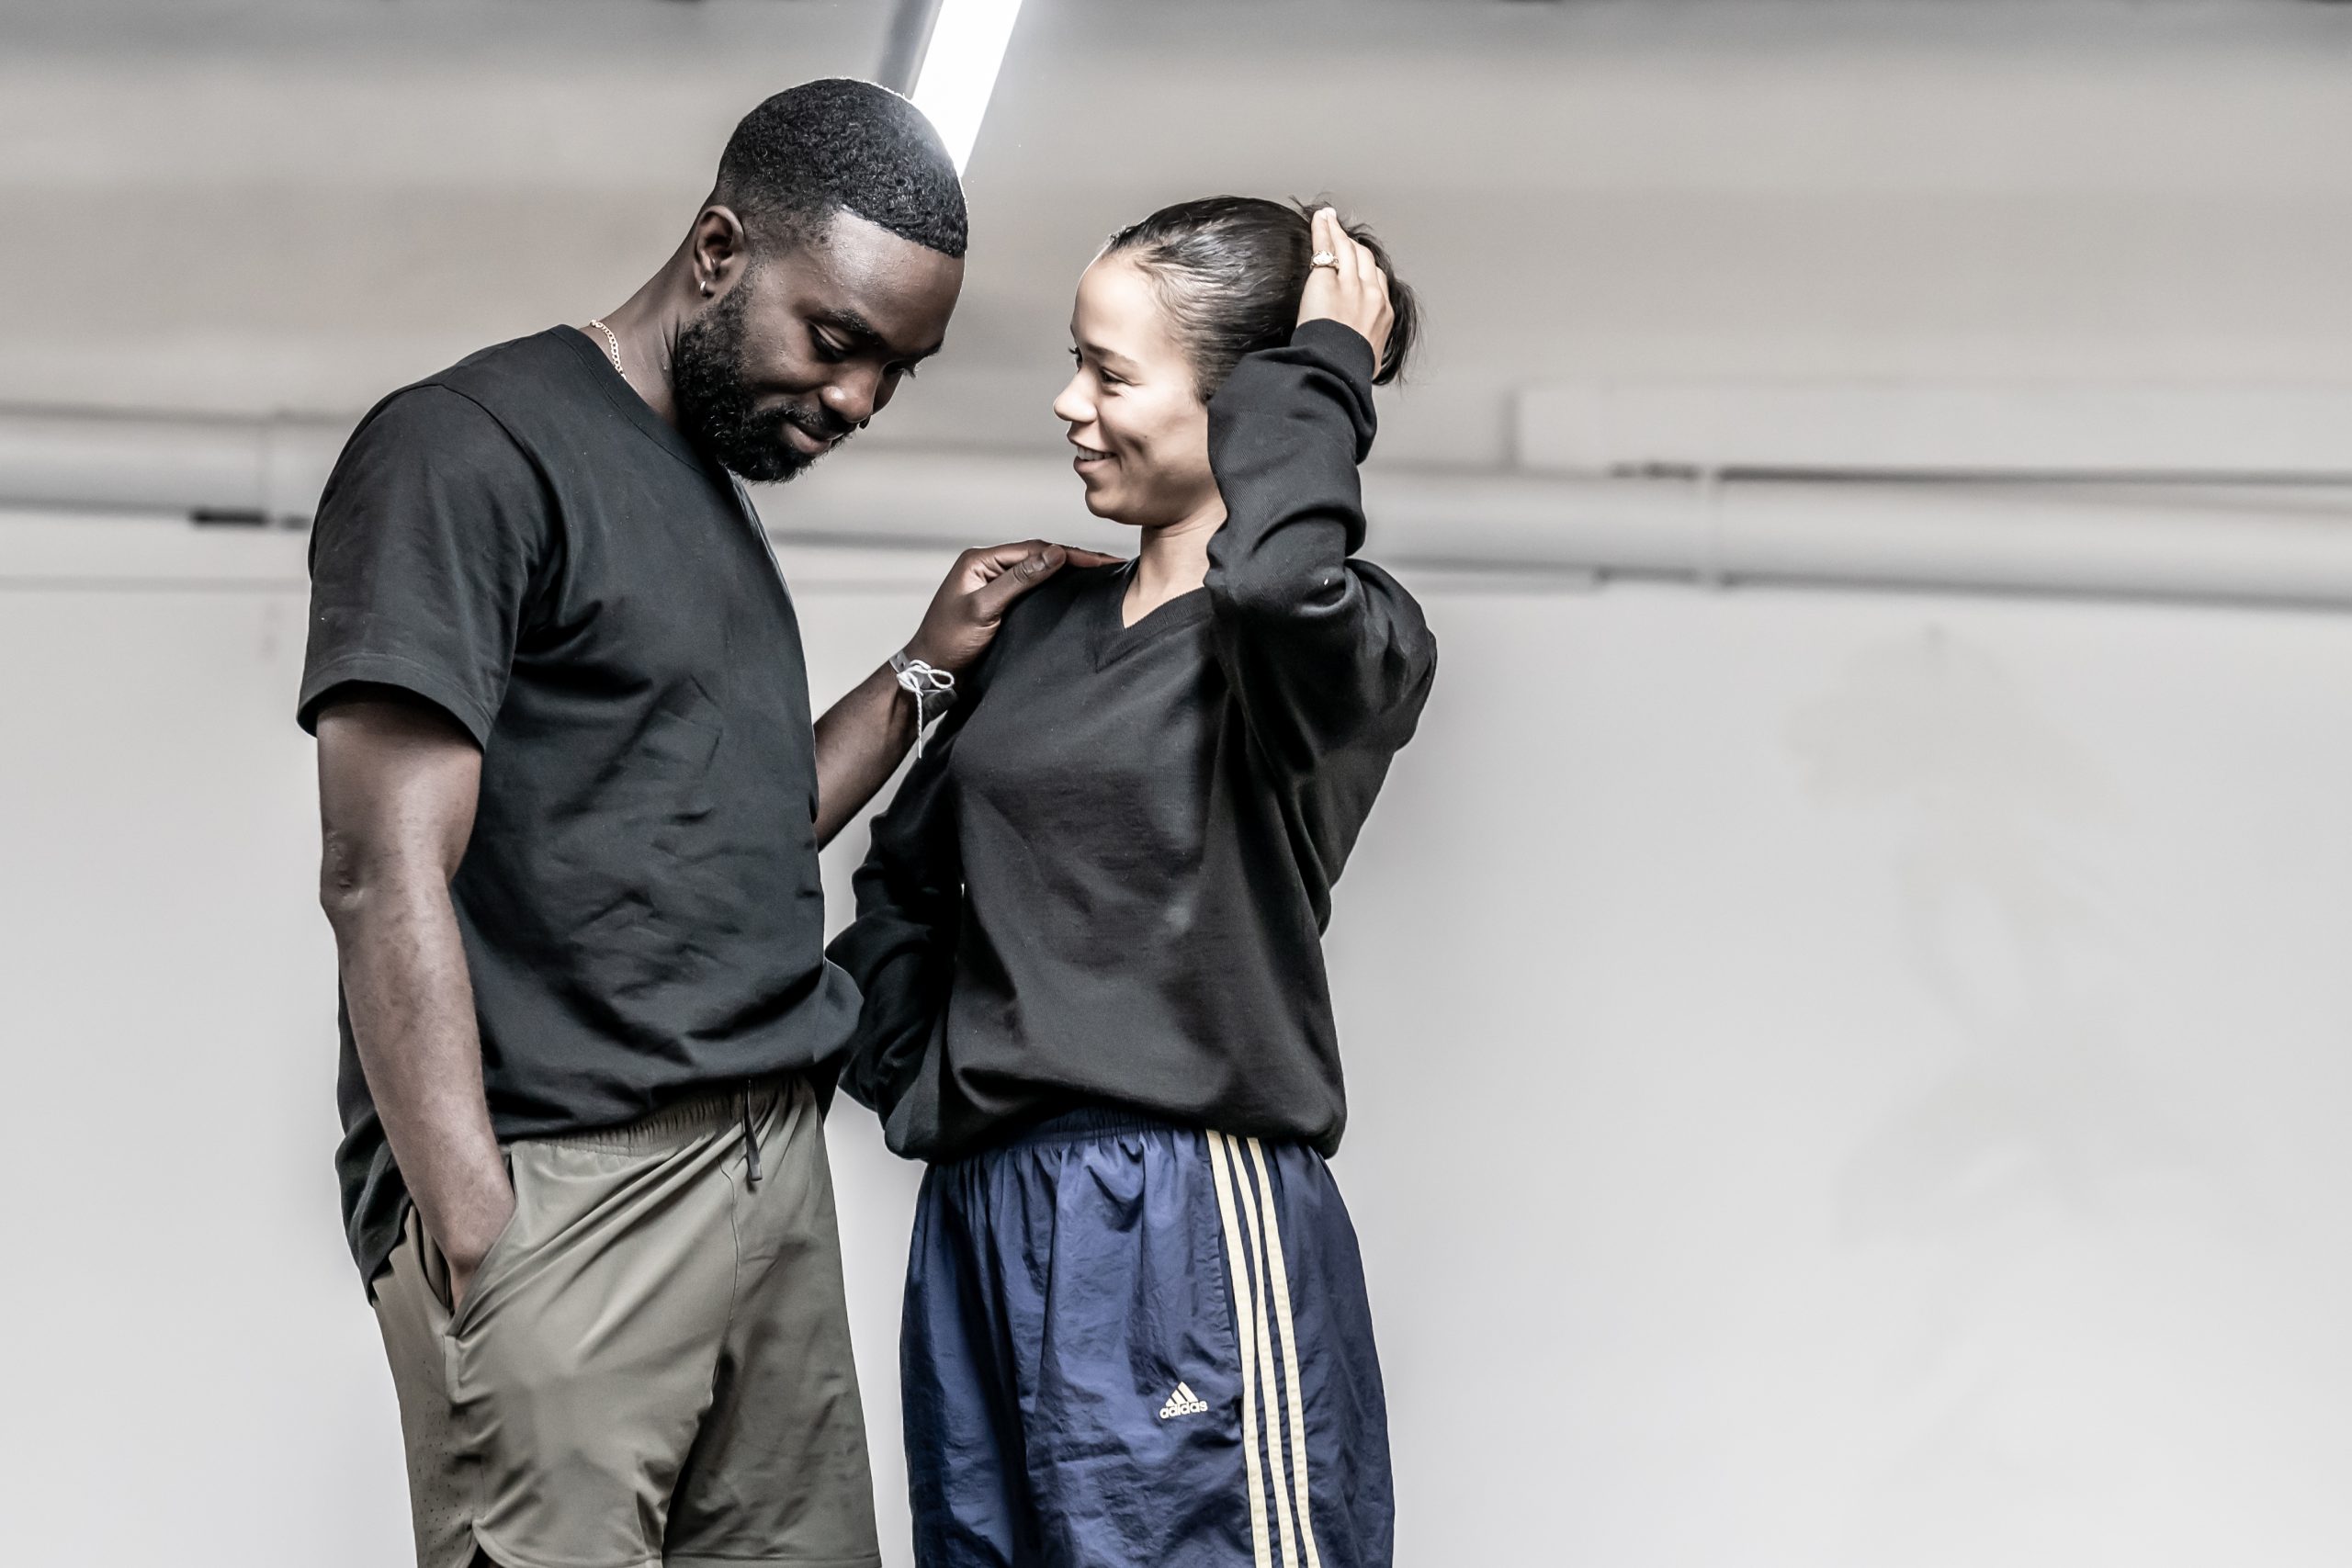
[673,209,964,482]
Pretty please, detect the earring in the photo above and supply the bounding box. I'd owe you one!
[700,280,713,297]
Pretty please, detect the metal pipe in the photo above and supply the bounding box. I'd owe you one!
[0,407,345,525]
[771,450,2352,611]
[6,410,2352,610]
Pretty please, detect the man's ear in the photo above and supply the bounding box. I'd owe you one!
[690,204,751,298]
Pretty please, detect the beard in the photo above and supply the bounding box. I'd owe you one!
[671,283,844,483]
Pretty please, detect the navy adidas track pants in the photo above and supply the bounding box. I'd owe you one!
[900,1108,1394,1568]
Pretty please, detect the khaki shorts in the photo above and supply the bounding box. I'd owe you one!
[372,1074,881,1568]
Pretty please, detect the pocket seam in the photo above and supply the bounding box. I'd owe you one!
[442,1148,525,1341]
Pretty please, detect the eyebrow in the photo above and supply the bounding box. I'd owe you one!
[814,307,942,366]
[1076,339,1142,377]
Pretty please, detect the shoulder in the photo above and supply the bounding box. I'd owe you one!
[957,559,1117,698]
[1005,558,1119,637]
[314,379,552,551]
[332,382,537,494]
[350,380,512,447]
[1052,558,1128,596]
[347,332,583,454]
[395,329,603,447]
[434,328,589,403]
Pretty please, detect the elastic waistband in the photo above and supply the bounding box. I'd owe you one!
[551,1073,804,1154]
[1004,1103,1199,1148]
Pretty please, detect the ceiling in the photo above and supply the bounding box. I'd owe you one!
[5,0,2352,469]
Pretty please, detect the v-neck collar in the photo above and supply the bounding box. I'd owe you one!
[1089,561,1213,670]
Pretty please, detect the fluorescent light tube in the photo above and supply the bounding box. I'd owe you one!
[910,0,1023,175]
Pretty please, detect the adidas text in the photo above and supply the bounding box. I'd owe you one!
[1158,1382,1210,1419]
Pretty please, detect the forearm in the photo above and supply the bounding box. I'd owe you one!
[810,536,1101,842]
[812,660,916,848]
[1204,323,1377,616]
[327,874,510,1268]
[1204,329,1434,759]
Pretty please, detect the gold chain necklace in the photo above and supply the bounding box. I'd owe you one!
[586,318,626,379]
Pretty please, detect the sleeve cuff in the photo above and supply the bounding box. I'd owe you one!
[296,651,495,748]
[1291,318,1380,382]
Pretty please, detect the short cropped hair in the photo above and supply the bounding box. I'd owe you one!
[715,78,967,258]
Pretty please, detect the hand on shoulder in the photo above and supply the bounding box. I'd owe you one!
[904,540,1126,671]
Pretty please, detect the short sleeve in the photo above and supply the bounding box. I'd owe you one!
[297,386,552,744]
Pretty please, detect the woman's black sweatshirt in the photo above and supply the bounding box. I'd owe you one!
[827,320,1438,1163]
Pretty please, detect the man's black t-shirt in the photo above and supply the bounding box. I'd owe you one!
[300,326,859,1290]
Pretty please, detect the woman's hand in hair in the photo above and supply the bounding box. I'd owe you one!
[1296,207,1395,369]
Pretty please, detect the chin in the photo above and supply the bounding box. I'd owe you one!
[1073,468,1168,528]
[1075,477,1124,523]
[721,444,819,485]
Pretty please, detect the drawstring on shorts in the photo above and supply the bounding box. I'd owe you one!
[740,1081,763,1188]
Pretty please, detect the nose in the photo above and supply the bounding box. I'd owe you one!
[1051,369,1093,428]
[820,369,886,430]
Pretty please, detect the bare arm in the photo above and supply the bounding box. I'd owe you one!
[812,539,1120,845]
[813,660,920,847]
[315,694,511,1306]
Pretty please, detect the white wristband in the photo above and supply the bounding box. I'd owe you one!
[889,649,957,757]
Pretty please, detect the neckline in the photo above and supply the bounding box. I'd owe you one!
[547,324,718,484]
[1090,561,1211,669]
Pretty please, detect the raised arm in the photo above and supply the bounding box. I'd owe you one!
[316,697,510,1306]
[1203,213,1436,771]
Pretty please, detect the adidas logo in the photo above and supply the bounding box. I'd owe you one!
[1158,1382,1211,1420]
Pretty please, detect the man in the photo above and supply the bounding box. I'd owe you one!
[301,80,1094,1568]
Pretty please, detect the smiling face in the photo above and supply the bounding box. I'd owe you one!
[673,207,963,482]
[1051,254,1218,528]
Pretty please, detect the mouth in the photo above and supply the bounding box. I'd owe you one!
[782,418,836,457]
[1069,441,1113,470]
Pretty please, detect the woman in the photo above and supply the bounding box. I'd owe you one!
[831,199,1435,1568]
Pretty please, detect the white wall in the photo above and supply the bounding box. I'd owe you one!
[6,517,2350,1565]
[1335,582,2352,1566]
